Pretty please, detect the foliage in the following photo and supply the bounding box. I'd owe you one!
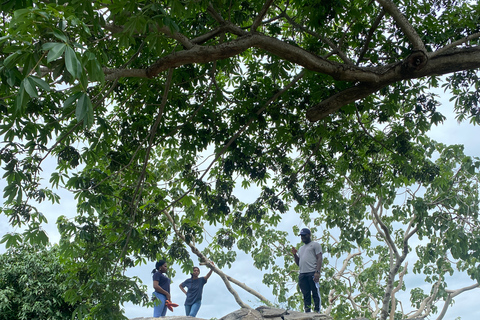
[0,243,78,320]
[311,141,480,319]
[1,0,480,319]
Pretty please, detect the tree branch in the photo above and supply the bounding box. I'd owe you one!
[436,283,480,320]
[99,21,480,120]
[389,262,408,320]
[357,9,385,65]
[280,12,353,64]
[432,31,480,57]
[162,209,252,309]
[375,0,426,52]
[251,0,275,32]
[407,278,441,319]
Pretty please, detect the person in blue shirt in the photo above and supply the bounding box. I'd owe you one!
[152,260,171,317]
[179,262,214,317]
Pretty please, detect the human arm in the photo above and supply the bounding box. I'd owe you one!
[313,252,323,282]
[291,246,299,266]
[179,283,187,295]
[204,261,215,281]
[153,280,171,301]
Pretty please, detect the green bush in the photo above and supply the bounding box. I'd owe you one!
[0,244,77,320]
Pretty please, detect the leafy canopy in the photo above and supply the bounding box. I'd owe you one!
[1,0,480,319]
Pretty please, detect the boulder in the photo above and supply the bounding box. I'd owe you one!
[130,306,333,320]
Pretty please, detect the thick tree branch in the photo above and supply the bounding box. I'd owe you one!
[307,47,480,121]
[375,0,426,52]
[99,5,480,122]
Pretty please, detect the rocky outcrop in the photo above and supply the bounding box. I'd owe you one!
[130,306,333,320]
[225,306,332,320]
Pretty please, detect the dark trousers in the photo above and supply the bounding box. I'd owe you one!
[298,272,321,312]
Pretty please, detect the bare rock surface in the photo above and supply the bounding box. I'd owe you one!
[130,306,333,320]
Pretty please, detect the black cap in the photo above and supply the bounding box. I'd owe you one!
[299,228,311,236]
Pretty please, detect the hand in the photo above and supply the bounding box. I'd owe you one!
[314,272,320,282]
[291,246,297,255]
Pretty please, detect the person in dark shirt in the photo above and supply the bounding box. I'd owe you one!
[152,260,171,317]
[179,262,214,317]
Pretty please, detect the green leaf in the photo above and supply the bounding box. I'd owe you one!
[65,45,80,78]
[52,28,68,42]
[76,92,94,128]
[0,233,22,248]
[63,92,82,109]
[14,82,27,115]
[45,43,66,63]
[3,51,20,69]
[23,77,38,98]
[29,76,50,92]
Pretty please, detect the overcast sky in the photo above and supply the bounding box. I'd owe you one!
[1,91,479,319]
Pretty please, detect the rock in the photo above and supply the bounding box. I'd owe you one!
[130,306,333,320]
[220,308,264,320]
[130,317,206,320]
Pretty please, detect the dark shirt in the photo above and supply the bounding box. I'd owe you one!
[180,277,207,305]
[153,272,170,294]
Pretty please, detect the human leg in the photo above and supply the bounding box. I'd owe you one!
[185,304,192,316]
[310,278,321,312]
[298,273,313,312]
[152,292,167,317]
[188,301,202,317]
[312,282,322,312]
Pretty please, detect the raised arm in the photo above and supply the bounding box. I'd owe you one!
[291,247,299,266]
[204,262,215,280]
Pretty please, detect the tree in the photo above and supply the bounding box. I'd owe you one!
[0,243,79,320]
[307,141,480,320]
[1,0,479,319]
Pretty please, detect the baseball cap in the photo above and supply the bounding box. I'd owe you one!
[299,228,311,236]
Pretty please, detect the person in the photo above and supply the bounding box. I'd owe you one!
[291,228,323,313]
[179,262,214,317]
[152,260,171,317]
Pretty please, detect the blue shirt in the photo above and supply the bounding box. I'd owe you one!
[153,272,170,294]
[180,277,207,305]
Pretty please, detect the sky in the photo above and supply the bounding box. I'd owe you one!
[1,90,480,320]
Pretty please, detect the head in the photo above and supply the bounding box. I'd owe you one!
[151,259,168,274]
[191,266,200,278]
[299,228,311,244]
